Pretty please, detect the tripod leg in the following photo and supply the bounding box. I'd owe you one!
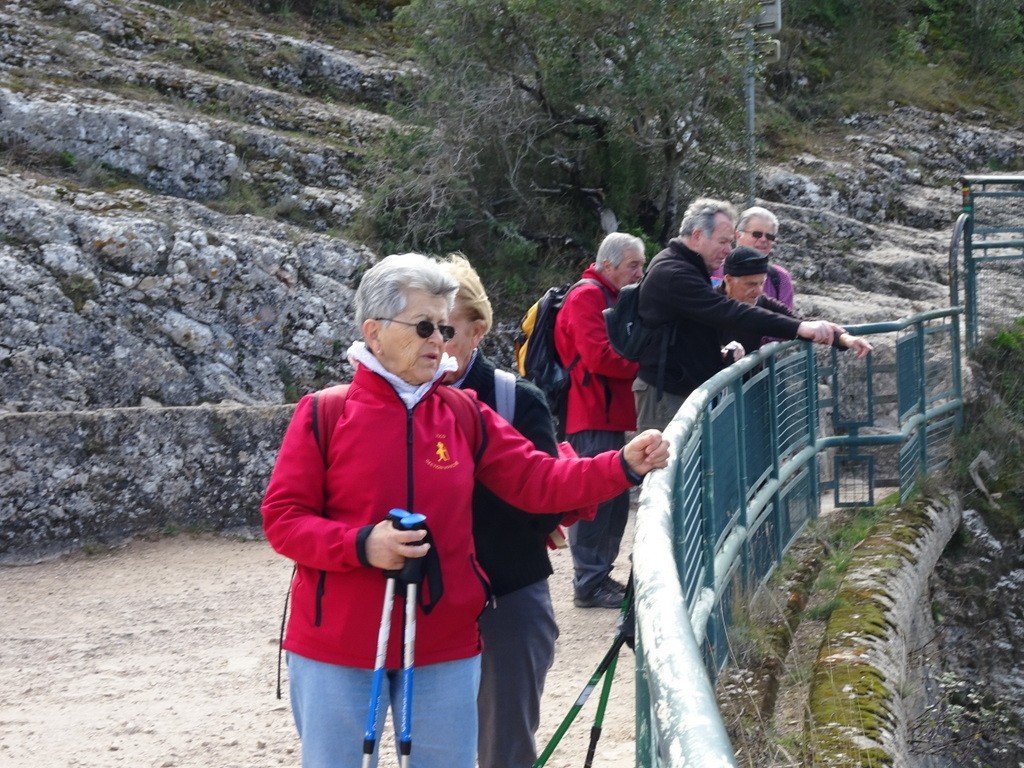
[583,650,620,768]
[532,630,628,768]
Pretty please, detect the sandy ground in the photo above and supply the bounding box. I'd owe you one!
[0,519,636,768]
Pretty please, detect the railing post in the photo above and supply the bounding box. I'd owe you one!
[961,178,978,351]
[766,353,785,564]
[916,319,928,478]
[732,376,751,587]
[700,405,716,593]
[803,343,822,514]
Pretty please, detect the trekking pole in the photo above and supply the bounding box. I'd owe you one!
[361,509,426,768]
[532,578,634,768]
[394,513,428,768]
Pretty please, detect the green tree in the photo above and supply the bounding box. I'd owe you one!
[366,0,759,276]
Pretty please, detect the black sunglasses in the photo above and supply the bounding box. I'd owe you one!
[376,317,456,341]
[742,230,777,242]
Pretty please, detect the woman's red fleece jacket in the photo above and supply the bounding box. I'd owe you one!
[262,365,634,670]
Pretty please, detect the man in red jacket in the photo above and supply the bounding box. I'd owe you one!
[554,232,647,608]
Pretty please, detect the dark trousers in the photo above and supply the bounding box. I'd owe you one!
[477,580,558,768]
[566,429,629,597]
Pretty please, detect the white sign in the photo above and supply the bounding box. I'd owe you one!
[753,0,782,34]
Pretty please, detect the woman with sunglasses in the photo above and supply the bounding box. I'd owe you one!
[262,252,670,768]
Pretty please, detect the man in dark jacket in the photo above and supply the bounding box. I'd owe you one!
[440,255,562,768]
[635,198,843,431]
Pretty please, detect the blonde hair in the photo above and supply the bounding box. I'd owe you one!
[437,253,493,334]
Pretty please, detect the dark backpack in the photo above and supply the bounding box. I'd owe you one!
[515,278,609,436]
[603,277,651,362]
[603,275,671,400]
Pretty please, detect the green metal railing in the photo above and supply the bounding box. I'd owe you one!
[632,308,963,766]
[955,174,1024,351]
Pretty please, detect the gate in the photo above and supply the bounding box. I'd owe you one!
[953,174,1024,351]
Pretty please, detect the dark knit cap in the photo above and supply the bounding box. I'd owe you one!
[723,246,769,276]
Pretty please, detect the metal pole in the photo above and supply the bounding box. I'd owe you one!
[746,27,756,209]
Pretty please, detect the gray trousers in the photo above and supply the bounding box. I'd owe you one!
[566,429,629,597]
[633,377,688,432]
[477,580,559,768]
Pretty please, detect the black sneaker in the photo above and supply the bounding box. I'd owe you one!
[601,575,627,597]
[574,581,626,609]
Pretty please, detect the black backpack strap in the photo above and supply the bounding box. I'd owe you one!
[767,264,781,294]
[654,326,673,403]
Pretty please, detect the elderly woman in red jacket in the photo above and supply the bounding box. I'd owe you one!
[261,252,669,768]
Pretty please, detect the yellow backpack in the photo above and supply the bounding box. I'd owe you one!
[513,301,539,376]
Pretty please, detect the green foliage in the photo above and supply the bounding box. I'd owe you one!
[985,318,1024,405]
[58,275,98,312]
[944,320,1024,535]
[359,0,752,289]
[155,0,402,23]
[767,0,1024,128]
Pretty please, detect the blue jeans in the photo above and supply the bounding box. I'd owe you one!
[287,652,481,768]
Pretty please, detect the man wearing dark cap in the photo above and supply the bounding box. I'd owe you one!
[635,198,848,431]
[718,246,872,357]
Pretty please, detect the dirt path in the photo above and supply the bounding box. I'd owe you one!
[0,523,636,768]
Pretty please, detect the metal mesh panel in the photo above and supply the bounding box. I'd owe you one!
[899,429,923,498]
[748,503,778,589]
[926,414,958,473]
[742,370,773,495]
[969,251,1024,344]
[896,333,921,424]
[775,352,810,456]
[674,438,706,610]
[833,454,874,507]
[705,566,739,679]
[961,179,1024,348]
[781,466,815,540]
[830,347,873,428]
[924,321,958,405]
[709,397,741,546]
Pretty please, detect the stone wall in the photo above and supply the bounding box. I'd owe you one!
[0,403,294,564]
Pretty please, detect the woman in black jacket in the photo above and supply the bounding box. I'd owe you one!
[439,254,565,768]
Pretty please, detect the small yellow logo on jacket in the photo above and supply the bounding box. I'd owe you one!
[427,433,460,470]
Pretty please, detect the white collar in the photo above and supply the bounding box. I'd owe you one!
[346,341,458,408]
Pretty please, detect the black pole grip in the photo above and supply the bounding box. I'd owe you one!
[383,509,429,585]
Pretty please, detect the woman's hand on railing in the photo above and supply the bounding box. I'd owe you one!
[623,430,671,477]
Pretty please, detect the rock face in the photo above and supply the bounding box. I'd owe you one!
[1,0,1024,550]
